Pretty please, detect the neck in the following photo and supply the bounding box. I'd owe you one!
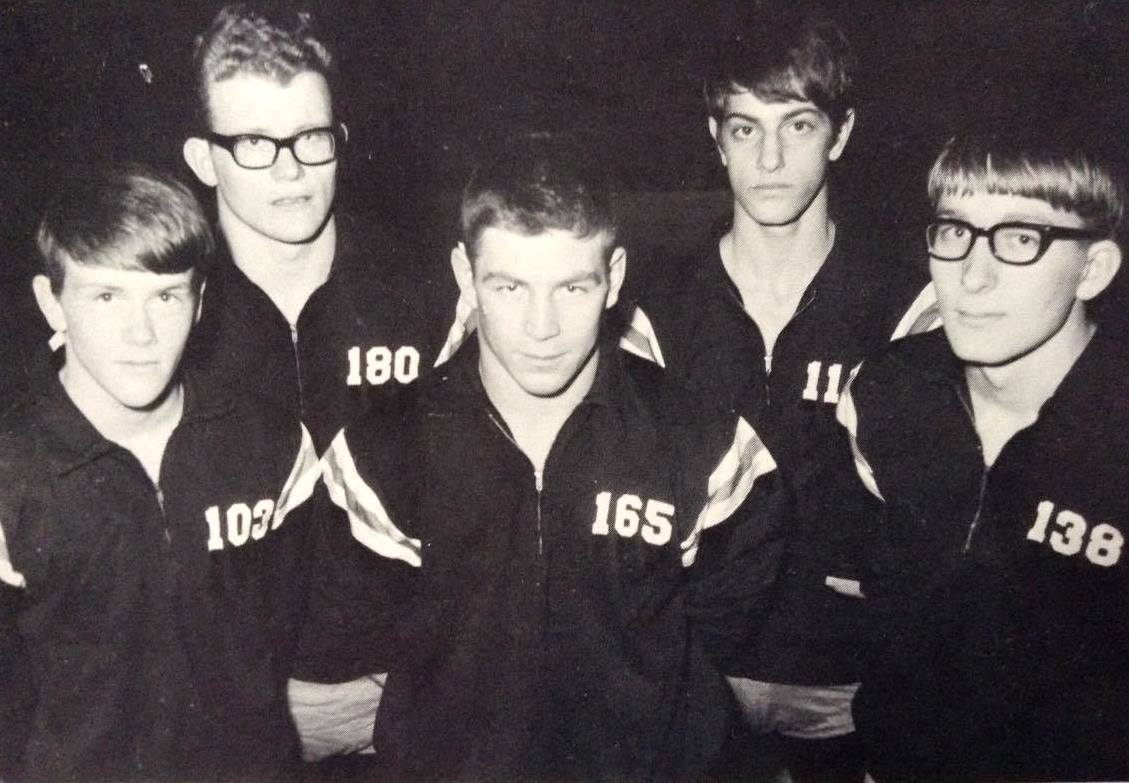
[726,185,835,281]
[220,205,336,321]
[479,345,599,472]
[967,306,1096,416]
[61,368,185,456]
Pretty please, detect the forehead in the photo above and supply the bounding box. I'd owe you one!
[936,192,1084,228]
[61,260,196,293]
[206,71,332,134]
[474,227,610,281]
[721,89,826,123]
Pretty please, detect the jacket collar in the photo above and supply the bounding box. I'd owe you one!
[26,367,233,476]
[695,221,868,315]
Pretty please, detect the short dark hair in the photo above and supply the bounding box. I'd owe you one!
[460,134,618,261]
[193,3,334,129]
[928,126,1125,239]
[705,3,855,129]
[36,165,213,294]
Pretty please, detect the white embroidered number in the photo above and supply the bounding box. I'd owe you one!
[592,491,673,546]
[642,499,675,545]
[345,345,421,386]
[801,360,844,404]
[204,500,277,551]
[1049,510,1086,556]
[1025,501,1124,567]
[1085,523,1124,568]
[1026,500,1053,543]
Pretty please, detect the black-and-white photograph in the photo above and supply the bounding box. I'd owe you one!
[2,1,1129,781]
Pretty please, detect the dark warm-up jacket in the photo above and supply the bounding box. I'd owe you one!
[296,340,784,781]
[0,374,319,782]
[840,329,1129,781]
[186,213,456,452]
[633,228,933,684]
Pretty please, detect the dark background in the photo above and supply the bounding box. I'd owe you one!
[3,0,1129,286]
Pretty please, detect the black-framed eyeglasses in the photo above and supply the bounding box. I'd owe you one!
[206,125,344,170]
[927,218,1103,266]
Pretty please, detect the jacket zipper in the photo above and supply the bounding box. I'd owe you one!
[728,284,817,408]
[956,385,989,553]
[487,412,545,556]
[534,469,544,555]
[154,484,171,545]
[289,323,305,416]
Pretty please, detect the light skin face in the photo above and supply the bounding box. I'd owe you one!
[32,261,200,414]
[182,71,337,246]
[451,227,626,401]
[931,191,1121,369]
[709,89,853,228]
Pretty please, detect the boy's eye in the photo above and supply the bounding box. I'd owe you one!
[731,125,756,139]
[789,119,814,134]
[158,291,179,303]
[96,292,115,303]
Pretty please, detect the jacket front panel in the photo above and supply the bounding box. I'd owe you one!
[187,215,456,451]
[0,376,317,782]
[848,330,1129,779]
[321,344,726,781]
[638,231,927,682]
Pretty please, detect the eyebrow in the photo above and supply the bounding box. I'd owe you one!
[216,123,332,138]
[480,272,521,285]
[936,211,1064,225]
[723,107,822,124]
[478,271,605,286]
[560,272,604,286]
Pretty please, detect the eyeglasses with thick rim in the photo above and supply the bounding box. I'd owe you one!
[205,125,344,170]
[927,218,1104,266]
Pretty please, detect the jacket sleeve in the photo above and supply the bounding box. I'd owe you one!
[0,452,34,777]
[292,419,422,684]
[679,413,789,670]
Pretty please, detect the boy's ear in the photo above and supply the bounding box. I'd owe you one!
[450,242,478,310]
[31,275,66,334]
[183,137,218,187]
[828,108,856,162]
[605,246,627,310]
[1077,239,1122,301]
[708,117,727,167]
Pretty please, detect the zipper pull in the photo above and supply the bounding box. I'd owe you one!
[764,354,773,375]
[289,323,298,346]
[534,470,543,492]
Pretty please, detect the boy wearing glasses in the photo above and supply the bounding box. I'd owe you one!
[632,5,932,781]
[180,8,453,761]
[181,4,452,451]
[0,165,319,782]
[838,127,1128,780]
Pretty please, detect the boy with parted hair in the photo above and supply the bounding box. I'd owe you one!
[0,164,319,781]
[292,134,778,780]
[632,4,932,781]
[839,124,1129,780]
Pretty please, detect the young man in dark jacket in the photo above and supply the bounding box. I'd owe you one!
[0,165,319,782]
[180,9,457,752]
[181,3,454,451]
[630,6,933,781]
[839,125,1128,781]
[292,136,782,780]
